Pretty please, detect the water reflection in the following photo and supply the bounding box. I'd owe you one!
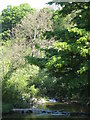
[37,102,89,113]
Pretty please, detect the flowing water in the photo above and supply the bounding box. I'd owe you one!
[2,102,90,120]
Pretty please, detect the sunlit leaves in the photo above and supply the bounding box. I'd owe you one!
[80,47,88,57]
[0,59,11,78]
[54,42,71,51]
[29,85,39,97]
[1,3,35,40]
[68,27,86,36]
[77,63,88,75]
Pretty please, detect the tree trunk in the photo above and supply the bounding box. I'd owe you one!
[37,34,41,58]
[32,29,36,57]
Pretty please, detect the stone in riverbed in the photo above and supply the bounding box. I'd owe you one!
[42,110,46,113]
[26,110,33,113]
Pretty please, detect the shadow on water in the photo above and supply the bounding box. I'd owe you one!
[2,117,90,120]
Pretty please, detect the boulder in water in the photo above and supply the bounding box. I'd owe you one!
[47,98,56,102]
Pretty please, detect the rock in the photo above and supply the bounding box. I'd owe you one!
[46,110,52,113]
[87,102,90,107]
[22,111,24,114]
[37,98,45,104]
[47,98,57,103]
[26,110,33,113]
[42,110,46,113]
[32,108,42,114]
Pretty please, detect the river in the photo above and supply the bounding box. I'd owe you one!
[2,101,90,120]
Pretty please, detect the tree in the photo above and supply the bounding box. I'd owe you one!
[46,2,89,102]
[14,8,53,57]
[1,3,36,40]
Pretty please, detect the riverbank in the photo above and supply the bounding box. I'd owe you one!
[2,101,90,119]
[2,97,90,115]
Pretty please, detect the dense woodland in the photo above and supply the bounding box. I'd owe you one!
[0,2,90,113]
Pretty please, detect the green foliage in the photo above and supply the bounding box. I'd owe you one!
[29,85,39,98]
[45,2,89,102]
[1,3,36,40]
[1,2,89,113]
[2,103,13,113]
[2,61,40,105]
